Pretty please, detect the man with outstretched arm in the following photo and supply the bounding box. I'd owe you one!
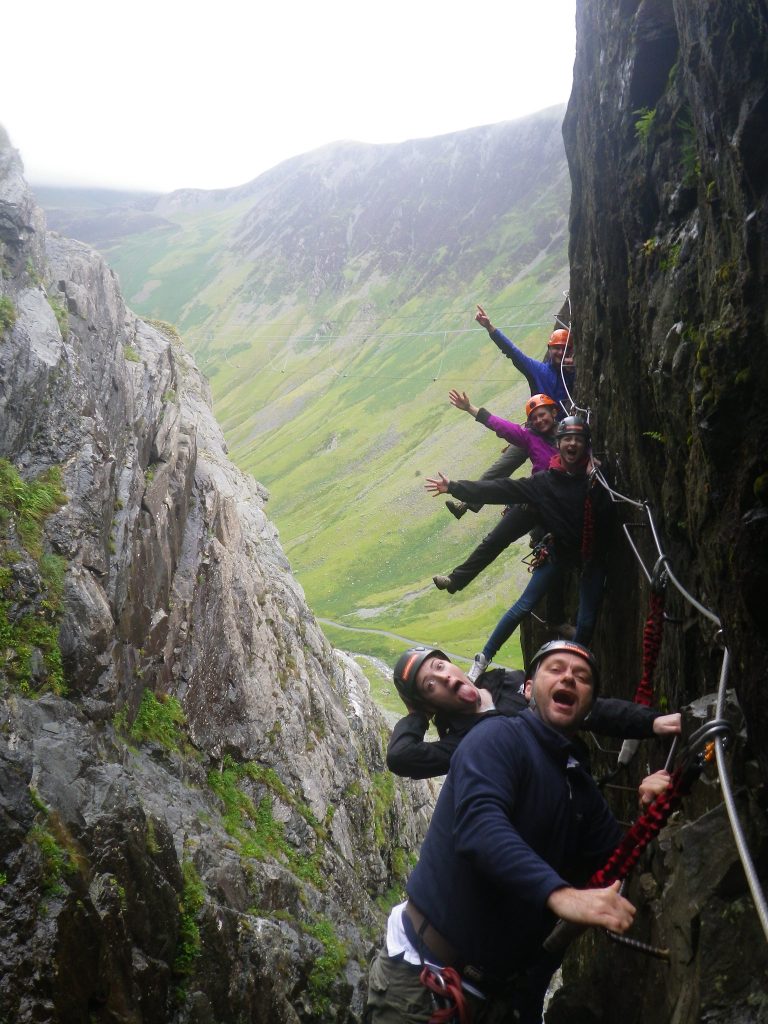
[386,643,681,780]
[475,303,575,411]
[366,641,671,1023]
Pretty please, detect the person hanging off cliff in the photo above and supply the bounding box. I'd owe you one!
[433,391,572,634]
[445,305,575,521]
[426,416,611,681]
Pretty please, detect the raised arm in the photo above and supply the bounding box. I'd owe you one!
[475,304,496,335]
[476,303,544,390]
[425,472,536,506]
[425,472,451,495]
[475,408,530,448]
[448,389,479,418]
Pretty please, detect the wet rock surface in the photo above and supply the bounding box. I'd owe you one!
[540,1,768,1019]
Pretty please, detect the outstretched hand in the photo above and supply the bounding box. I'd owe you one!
[448,389,472,412]
[425,473,450,495]
[546,880,635,934]
[475,304,494,334]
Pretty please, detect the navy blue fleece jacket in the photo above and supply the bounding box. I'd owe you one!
[406,710,621,974]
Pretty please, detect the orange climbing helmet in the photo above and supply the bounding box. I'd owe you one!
[525,394,558,419]
[548,328,572,348]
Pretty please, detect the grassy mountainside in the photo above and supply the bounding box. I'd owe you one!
[39,108,571,672]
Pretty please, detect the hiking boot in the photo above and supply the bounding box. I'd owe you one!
[554,622,577,640]
[445,500,467,519]
[467,653,489,682]
[433,574,457,594]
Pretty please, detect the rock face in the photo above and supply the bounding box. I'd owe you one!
[0,129,433,1022]
[541,2,768,1020]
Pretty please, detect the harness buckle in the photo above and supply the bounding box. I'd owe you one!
[523,533,554,571]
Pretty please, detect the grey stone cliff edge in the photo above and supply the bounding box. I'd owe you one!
[0,127,432,1023]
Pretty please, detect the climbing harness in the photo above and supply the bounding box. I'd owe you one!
[419,965,472,1024]
[523,533,553,571]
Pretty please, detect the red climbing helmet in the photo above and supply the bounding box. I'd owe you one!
[393,646,448,707]
[549,328,572,348]
[525,394,558,420]
[555,415,591,447]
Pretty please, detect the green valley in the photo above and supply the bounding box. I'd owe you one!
[37,107,572,673]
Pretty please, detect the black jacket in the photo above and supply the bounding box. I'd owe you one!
[447,463,613,564]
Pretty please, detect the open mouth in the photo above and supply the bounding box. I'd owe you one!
[552,689,576,707]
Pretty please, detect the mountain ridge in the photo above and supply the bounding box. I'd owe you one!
[37,106,573,671]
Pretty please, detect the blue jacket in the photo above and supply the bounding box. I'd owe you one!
[490,328,575,410]
[406,711,621,975]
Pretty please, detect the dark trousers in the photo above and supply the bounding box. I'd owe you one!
[482,556,606,660]
[451,504,539,590]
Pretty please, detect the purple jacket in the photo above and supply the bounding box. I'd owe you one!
[475,407,556,474]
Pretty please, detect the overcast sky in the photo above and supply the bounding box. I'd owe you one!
[2,0,576,194]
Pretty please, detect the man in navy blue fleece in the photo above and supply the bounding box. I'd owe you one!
[366,641,670,1023]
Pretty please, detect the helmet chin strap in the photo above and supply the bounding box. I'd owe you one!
[528,680,538,711]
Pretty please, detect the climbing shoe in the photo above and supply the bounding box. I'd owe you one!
[433,574,457,594]
[445,500,467,519]
[467,653,489,682]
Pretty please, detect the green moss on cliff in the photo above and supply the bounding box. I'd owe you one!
[47,297,69,339]
[174,857,205,975]
[0,461,67,557]
[128,689,187,749]
[0,461,68,696]
[0,295,17,331]
[302,916,349,1016]
[26,797,80,899]
[207,756,325,887]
